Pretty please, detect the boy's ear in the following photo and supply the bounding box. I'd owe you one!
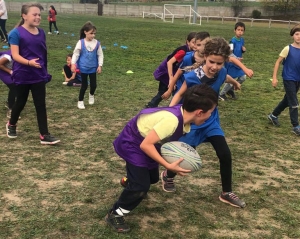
[196,109,203,117]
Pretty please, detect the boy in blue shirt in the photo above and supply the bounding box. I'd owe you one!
[219,22,247,100]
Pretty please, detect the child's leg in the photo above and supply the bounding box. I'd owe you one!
[146,81,168,108]
[219,83,233,96]
[206,135,232,192]
[67,79,81,87]
[282,80,299,127]
[63,65,72,79]
[10,84,30,125]
[236,75,246,85]
[49,22,52,32]
[110,163,156,215]
[89,73,97,95]
[7,84,17,109]
[53,21,58,31]
[31,82,49,135]
[79,73,88,101]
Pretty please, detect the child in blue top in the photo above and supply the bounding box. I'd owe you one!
[219,22,247,100]
[105,84,218,233]
[268,24,300,136]
[161,37,246,209]
[6,3,60,145]
[71,21,104,109]
[145,32,197,108]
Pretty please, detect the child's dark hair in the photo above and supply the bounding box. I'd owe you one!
[182,84,218,112]
[290,24,300,36]
[234,22,245,31]
[66,53,73,59]
[203,37,231,61]
[17,3,44,27]
[186,32,197,42]
[50,5,57,15]
[195,31,210,41]
[79,21,97,39]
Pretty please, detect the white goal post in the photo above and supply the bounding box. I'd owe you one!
[163,4,202,25]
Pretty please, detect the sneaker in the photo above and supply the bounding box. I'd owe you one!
[120,177,128,187]
[268,114,280,127]
[62,82,68,85]
[56,31,59,35]
[219,94,227,101]
[40,134,60,145]
[89,94,94,105]
[77,101,85,109]
[227,89,237,100]
[219,192,246,208]
[48,32,52,34]
[292,125,300,136]
[6,123,17,138]
[161,170,176,192]
[105,212,130,233]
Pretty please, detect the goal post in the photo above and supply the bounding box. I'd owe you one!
[163,4,201,25]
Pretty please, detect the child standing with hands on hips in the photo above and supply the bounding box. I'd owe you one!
[71,21,103,109]
[6,3,60,144]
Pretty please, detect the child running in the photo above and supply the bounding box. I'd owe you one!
[47,5,59,35]
[71,21,103,109]
[161,37,246,208]
[145,32,197,108]
[62,53,81,86]
[219,22,247,100]
[6,3,60,144]
[268,24,300,136]
[0,50,17,119]
[105,84,218,233]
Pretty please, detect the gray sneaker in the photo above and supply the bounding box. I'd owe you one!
[105,212,130,233]
[219,192,246,208]
[268,114,280,127]
[161,170,176,192]
[6,123,17,138]
[292,126,300,136]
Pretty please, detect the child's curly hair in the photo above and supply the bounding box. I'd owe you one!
[203,37,231,60]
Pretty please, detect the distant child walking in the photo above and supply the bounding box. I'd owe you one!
[268,24,300,136]
[6,3,60,145]
[145,32,197,108]
[71,21,103,109]
[62,53,81,86]
[47,5,59,35]
[0,50,17,119]
[105,84,218,233]
[219,22,247,100]
[164,37,246,208]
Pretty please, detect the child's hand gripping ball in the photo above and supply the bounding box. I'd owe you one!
[161,141,202,172]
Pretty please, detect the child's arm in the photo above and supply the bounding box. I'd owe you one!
[71,41,81,72]
[0,57,11,74]
[162,68,183,100]
[167,56,177,83]
[140,129,191,176]
[272,56,284,88]
[228,56,253,78]
[169,81,187,106]
[11,45,41,68]
[225,75,241,90]
[97,43,103,74]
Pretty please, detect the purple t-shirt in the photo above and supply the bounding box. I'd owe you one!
[8,26,51,85]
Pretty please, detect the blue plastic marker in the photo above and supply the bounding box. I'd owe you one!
[2,45,9,49]
[121,46,128,49]
[102,46,106,50]
[67,46,72,49]
[113,43,118,46]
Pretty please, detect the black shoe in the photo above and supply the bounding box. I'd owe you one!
[219,94,227,101]
[105,212,130,233]
[227,89,237,100]
[6,123,17,138]
[40,133,60,145]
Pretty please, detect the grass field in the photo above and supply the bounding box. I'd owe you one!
[0,12,299,239]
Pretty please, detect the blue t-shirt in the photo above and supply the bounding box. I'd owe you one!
[226,36,245,78]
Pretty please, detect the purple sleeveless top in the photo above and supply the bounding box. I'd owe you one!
[11,27,51,85]
[0,50,13,85]
[113,105,184,169]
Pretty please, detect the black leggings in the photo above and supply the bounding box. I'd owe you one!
[166,135,232,192]
[9,81,49,135]
[78,73,97,101]
[49,21,58,32]
[7,83,17,109]
[0,19,8,41]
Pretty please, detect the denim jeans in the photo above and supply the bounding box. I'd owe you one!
[272,80,300,127]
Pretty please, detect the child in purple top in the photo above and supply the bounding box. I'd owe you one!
[105,84,218,233]
[6,3,60,145]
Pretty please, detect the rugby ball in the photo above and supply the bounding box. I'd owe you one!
[161,141,202,172]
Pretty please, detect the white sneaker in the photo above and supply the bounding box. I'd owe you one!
[56,31,59,35]
[62,82,68,85]
[77,101,85,109]
[48,32,52,34]
[89,94,94,105]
